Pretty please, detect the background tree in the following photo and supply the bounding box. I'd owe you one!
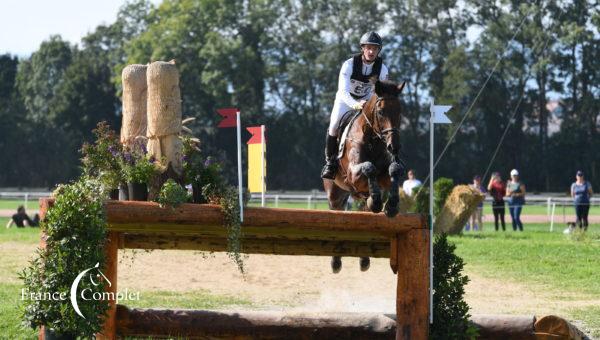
[1,0,599,193]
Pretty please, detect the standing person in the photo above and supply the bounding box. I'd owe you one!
[321,31,389,179]
[466,175,486,231]
[571,170,593,231]
[487,172,506,231]
[402,169,422,196]
[506,169,526,231]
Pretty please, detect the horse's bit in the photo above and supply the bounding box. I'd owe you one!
[361,96,400,143]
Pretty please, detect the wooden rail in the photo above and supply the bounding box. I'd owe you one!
[38,199,429,340]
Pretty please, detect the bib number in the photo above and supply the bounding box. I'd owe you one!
[350,79,371,98]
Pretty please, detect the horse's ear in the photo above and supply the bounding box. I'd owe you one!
[397,81,406,94]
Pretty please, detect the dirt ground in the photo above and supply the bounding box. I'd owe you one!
[4,241,597,316]
[117,250,600,317]
[2,243,596,335]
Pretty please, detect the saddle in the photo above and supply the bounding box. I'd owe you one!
[336,110,362,159]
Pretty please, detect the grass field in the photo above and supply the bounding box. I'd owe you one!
[455,223,600,337]
[0,199,40,211]
[1,215,599,338]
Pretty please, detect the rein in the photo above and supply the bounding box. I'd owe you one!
[361,96,400,142]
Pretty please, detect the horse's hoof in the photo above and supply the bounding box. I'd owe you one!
[360,257,370,271]
[331,256,342,274]
[384,198,399,218]
[367,195,383,213]
[384,205,399,218]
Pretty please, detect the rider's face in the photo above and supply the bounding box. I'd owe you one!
[361,44,380,62]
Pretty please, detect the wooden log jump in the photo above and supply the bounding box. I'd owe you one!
[38,199,430,340]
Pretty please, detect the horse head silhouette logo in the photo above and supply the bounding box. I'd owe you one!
[69,262,111,319]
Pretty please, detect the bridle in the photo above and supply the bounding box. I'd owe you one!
[361,96,400,142]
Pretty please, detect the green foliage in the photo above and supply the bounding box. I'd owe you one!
[181,136,244,272]
[3,0,600,193]
[80,121,124,190]
[413,177,454,216]
[121,141,158,184]
[20,178,109,336]
[431,233,477,340]
[156,179,189,208]
[15,35,72,125]
[434,178,455,216]
[202,183,244,273]
[413,185,429,215]
[182,135,226,202]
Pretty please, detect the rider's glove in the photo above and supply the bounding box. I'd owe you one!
[352,100,366,111]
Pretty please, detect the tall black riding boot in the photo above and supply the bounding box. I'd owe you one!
[321,134,339,179]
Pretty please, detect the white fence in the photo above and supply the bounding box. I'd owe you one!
[0,191,52,210]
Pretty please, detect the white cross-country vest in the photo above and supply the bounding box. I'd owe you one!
[349,54,383,99]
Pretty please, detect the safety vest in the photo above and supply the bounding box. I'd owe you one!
[349,54,383,99]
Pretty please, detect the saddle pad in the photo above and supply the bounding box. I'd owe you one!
[337,110,362,159]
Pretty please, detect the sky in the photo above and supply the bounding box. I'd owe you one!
[0,0,159,57]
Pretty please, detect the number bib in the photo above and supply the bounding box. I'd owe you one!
[349,79,372,99]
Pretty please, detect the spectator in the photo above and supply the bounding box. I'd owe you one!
[5,205,38,228]
[506,169,526,231]
[466,175,486,231]
[402,169,422,196]
[571,170,593,231]
[487,172,506,231]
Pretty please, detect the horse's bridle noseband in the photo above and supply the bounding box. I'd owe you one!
[361,96,400,142]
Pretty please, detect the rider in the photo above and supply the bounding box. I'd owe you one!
[321,31,389,179]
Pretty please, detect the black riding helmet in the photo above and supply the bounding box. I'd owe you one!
[360,31,383,47]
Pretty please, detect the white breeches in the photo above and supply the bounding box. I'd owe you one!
[328,99,354,136]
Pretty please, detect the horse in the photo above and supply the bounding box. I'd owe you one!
[323,80,406,273]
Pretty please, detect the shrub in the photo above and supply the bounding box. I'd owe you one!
[121,141,158,184]
[80,121,124,191]
[156,179,189,208]
[412,177,454,216]
[431,233,477,339]
[181,135,243,272]
[20,178,110,337]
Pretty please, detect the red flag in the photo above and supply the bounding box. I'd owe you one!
[217,108,238,128]
[246,126,266,144]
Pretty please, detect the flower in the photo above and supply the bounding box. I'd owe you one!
[108,145,119,157]
[123,152,133,165]
[204,157,214,167]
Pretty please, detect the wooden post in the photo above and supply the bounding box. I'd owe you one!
[395,228,429,340]
[96,231,119,340]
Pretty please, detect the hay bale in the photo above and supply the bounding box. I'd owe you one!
[435,185,484,235]
[120,64,148,146]
[146,60,183,176]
